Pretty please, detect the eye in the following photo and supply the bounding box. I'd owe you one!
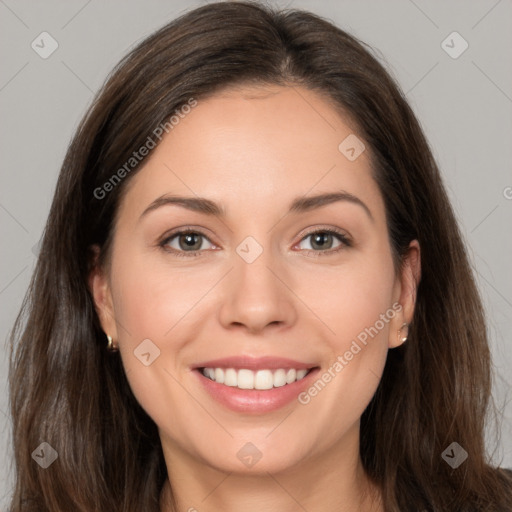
[158,226,351,258]
[159,229,215,257]
[296,228,351,256]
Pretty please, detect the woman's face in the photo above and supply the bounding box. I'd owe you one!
[91,85,419,476]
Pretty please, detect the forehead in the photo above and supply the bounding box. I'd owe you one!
[116,85,384,225]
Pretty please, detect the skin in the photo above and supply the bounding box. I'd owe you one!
[90,84,421,512]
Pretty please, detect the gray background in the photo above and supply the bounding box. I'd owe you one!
[1,0,511,507]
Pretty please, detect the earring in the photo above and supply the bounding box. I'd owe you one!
[397,323,409,343]
[106,334,118,352]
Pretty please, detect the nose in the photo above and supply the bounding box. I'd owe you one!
[218,245,298,334]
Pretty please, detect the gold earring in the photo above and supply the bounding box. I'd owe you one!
[397,323,408,343]
[106,334,118,352]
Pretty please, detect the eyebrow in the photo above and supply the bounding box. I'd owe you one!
[139,190,373,222]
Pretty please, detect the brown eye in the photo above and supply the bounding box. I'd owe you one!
[296,228,351,255]
[176,232,203,251]
[160,230,215,256]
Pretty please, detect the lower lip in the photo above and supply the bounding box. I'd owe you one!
[193,368,320,414]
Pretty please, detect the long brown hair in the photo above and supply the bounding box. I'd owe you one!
[8,1,512,510]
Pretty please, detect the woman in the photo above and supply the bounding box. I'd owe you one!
[8,1,512,511]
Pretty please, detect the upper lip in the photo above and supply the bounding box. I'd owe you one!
[192,356,318,371]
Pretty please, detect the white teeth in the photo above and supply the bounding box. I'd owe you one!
[223,368,236,386]
[238,369,254,389]
[214,368,224,384]
[201,367,311,389]
[286,369,296,384]
[273,369,287,387]
[254,369,273,390]
[296,369,308,380]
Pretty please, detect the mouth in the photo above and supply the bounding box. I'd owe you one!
[192,357,321,414]
[198,366,315,390]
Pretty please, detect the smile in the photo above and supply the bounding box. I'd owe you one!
[201,367,311,390]
[194,364,320,414]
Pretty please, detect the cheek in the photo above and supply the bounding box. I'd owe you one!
[296,258,395,438]
[302,247,395,395]
[307,249,396,347]
[109,250,224,410]
[111,250,217,341]
[109,252,215,436]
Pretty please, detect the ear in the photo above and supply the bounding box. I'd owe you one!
[388,239,421,349]
[88,244,118,342]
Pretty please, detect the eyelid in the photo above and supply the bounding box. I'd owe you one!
[297,224,351,241]
[158,226,217,257]
[158,225,352,257]
[293,225,352,256]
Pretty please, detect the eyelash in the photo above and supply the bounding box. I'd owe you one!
[158,226,352,258]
